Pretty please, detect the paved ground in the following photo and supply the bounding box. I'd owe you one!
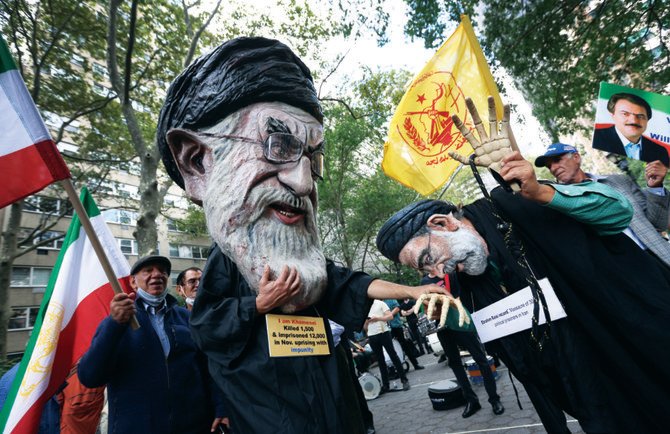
[365,353,584,434]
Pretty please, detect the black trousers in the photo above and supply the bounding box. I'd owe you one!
[436,328,499,404]
[390,326,420,367]
[406,319,430,353]
[368,331,407,387]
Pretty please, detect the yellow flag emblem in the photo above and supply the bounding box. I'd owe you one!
[382,15,503,195]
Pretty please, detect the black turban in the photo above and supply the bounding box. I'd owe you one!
[376,200,457,263]
[157,37,323,188]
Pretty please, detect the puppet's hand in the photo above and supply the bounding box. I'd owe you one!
[448,96,519,174]
[413,293,470,328]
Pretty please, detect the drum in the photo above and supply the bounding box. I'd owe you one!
[464,356,498,385]
[358,372,382,400]
[427,379,466,410]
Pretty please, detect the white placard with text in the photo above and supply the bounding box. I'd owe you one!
[471,278,567,343]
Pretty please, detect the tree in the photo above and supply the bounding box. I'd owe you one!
[100,0,364,256]
[0,0,113,358]
[101,0,224,256]
[319,69,420,274]
[403,0,670,142]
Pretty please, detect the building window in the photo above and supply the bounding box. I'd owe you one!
[57,141,79,155]
[166,218,185,233]
[117,238,138,255]
[64,119,80,134]
[11,267,52,287]
[103,209,138,226]
[93,83,110,96]
[168,243,208,259]
[170,271,180,287]
[49,66,66,77]
[70,53,84,67]
[8,306,40,330]
[20,230,65,250]
[24,196,73,217]
[92,62,107,76]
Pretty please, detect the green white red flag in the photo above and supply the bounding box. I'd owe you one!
[0,35,70,208]
[0,187,131,433]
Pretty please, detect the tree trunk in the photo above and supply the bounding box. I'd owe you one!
[121,102,160,257]
[0,202,24,358]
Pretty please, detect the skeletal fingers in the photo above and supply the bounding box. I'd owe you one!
[452,297,470,327]
[413,294,429,315]
[439,300,448,327]
[414,294,470,329]
[427,295,438,321]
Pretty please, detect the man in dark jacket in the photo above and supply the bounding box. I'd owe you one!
[156,37,446,433]
[376,97,670,433]
[592,92,669,165]
[78,256,224,433]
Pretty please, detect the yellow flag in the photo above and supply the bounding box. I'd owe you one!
[382,15,502,195]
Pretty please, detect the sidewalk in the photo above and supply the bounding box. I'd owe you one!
[365,353,584,434]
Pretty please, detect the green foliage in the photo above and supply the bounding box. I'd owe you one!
[373,262,423,286]
[401,0,670,141]
[318,69,419,270]
[1,0,107,126]
[332,0,391,45]
[176,205,209,237]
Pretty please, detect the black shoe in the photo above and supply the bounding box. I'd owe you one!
[401,380,410,391]
[414,364,425,370]
[462,401,481,418]
[492,400,505,415]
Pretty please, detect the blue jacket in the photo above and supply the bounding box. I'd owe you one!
[78,295,223,434]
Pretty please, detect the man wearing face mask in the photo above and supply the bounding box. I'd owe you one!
[176,267,202,310]
[157,37,446,433]
[78,256,225,434]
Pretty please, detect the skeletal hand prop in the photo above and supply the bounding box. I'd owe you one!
[413,293,470,328]
[448,96,519,174]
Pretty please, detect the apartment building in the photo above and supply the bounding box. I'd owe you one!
[1,171,212,358]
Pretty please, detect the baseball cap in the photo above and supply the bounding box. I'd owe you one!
[534,143,577,167]
[130,255,172,276]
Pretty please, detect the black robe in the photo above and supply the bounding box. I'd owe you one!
[190,246,374,433]
[459,188,670,433]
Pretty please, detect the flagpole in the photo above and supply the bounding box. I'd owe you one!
[60,179,140,330]
[436,163,464,199]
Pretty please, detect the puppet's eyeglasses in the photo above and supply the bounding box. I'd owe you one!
[197,132,324,180]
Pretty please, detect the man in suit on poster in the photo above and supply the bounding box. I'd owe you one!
[592,92,669,166]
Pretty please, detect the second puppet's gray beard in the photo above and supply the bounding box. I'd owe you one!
[434,228,488,276]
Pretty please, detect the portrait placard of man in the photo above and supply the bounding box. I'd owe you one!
[156,37,447,433]
[591,84,670,166]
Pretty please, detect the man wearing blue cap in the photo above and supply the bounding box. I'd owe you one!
[535,143,670,268]
[78,255,225,433]
[376,98,670,433]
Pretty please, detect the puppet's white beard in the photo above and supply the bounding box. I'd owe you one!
[206,186,327,313]
[433,229,488,276]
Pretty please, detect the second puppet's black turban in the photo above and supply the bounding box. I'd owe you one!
[376,200,457,263]
[157,36,323,189]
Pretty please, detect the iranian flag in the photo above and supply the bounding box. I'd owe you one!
[0,35,70,208]
[0,187,131,433]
